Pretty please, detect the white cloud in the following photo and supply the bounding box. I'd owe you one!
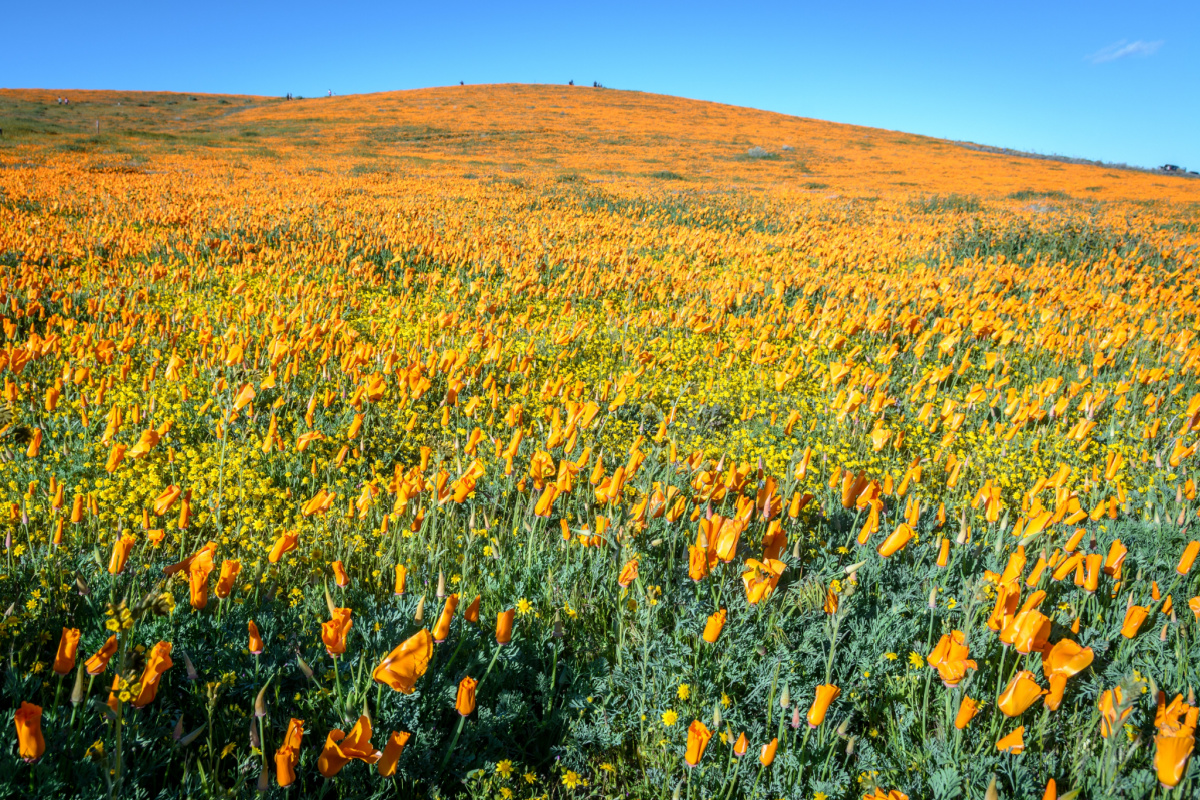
[1088,39,1163,64]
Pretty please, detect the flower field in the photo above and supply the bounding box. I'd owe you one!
[1,84,1200,799]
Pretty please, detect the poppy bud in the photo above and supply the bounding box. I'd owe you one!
[414,595,425,622]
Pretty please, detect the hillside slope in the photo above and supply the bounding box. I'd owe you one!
[2,84,1197,202]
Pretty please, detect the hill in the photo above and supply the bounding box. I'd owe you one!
[2,84,1197,203]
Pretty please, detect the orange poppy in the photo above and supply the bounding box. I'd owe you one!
[702,609,727,643]
[107,533,136,575]
[377,731,412,777]
[14,702,44,762]
[373,629,434,694]
[433,594,459,643]
[275,718,304,787]
[318,715,381,777]
[955,696,980,729]
[332,560,350,588]
[617,558,638,588]
[248,621,264,655]
[456,676,478,716]
[996,726,1025,753]
[215,559,241,599]
[52,627,80,676]
[684,720,712,766]
[926,631,976,687]
[496,609,515,645]
[998,671,1045,717]
[759,737,778,766]
[322,608,353,657]
[807,684,840,727]
[85,635,118,675]
[131,641,173,708]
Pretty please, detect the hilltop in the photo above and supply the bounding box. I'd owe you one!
[2,84,1197,203]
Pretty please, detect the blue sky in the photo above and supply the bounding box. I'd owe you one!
[3,1,1195,169]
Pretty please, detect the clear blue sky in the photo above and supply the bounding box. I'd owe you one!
[3,1,1196,170]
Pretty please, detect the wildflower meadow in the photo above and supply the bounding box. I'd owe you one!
[0,85,1199,799]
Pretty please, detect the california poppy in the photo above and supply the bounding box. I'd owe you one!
[702,609,727,643]
[926,631,976,687]
[322,608,352,657]
[1154,732,1195,788]
[684,719,712,766]
[268,530,299,563]
[496,609,515,645]
[108,533,136,575]
[248,621,264,655]
[188,555,214,610]
[14,702,44,762]
[464,595,480,623]
[85,635,118,675]
[433,593,459,643]
[996,726,1025,753]
[617,558,638,588]
[1041,638,1093,710]
[456,675,478,716]
[52,627,81,676]
[998,671,1045,717]
[131,641,173,708]
[955,695,980,729]
[318,715,381,777]
[394,564,408,595]
[742,558,785,604]
[1177,540,1199,575]
[807,684,840,727]
[877,524,914,558]
[1121,604,1149,638]
[275,718,304,787]
[373,629,433,693]
[1099,686,1133,738]
[215,559,241,599]
[332,560,350,588]
[759,737,778,766]
[733,732,748,757]
[377,731,412,777]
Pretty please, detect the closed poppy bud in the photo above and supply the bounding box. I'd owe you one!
[248,621,264,655]
[456,676,477,716]
[215,559,241,599]
[52,627,81,676]
[464,595,480,624]
[759,737,778,766]
[684,720,711,766]
[377,731,411,777]
[955,696,980,729]
[733,732,748,757]
[433,593,459,643]
[14,702,44,761]
[332,560,350,588]
[807,684,840,728]
[618,558,638,588]
[85,635,118,675]
[1121,604,1149,638]
[1044,778,1056,800]
[393,564,408,595]
[996,726,1025,753]
[1177,541,1199,575]
[373,629,434,694]
[496,609,515,645]
[702,609,727,643]
[998,671,1045,717]
[321,608,352,657]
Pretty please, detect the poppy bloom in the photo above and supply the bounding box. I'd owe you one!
[108,533,136,575]
[432,593,459,643]
[332,560,350,588]
[1178,540,1199,575]
[52,627,81,676]
[1099,687,1133,738]
[998,671,1045,717]
[714,518,744,563]
[936,537,950,567]
[877,524,914,558]
[1121,604,1149,638]
[1103,540,1127,576]
[215,559,241,599]
[322,608,353,657]
[1002,610,1052,655]
[687,545,710,581]
[684,720,712,766]
[456,676,478,716]
[377,731,412,777]
[759,737,778,766]
[742,558,785,604]
[863,789,909,800]
[151,484,181,516]
[1041,639,1094,710]
[131,641,173,707]
[996,726,1025,754]
[807,684,841,727]
[1154,733,1195,788]
[617,558,638,588]
[926,631,977,687]
[248,621,264,655]
[394,564,408,595]
[275,718,304,787]
[373,629,433,693]
[14,702,44,762]
[268,530,299,563]
[318,715,381,777]
[496,609,515,645]
[955,696,980,729]
[188,556,214,610]
[85,635,118,675]
[702,609,727,643]
[733,732,748,757]
[163,540,217,576]
[1044,779,1056,800]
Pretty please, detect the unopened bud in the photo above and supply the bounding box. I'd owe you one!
[837,717,851,738]
[845,735,856,755]
[928,587,938,609]
[257,767,270,794]
[790,706,801,729]
[254,680,270,717]
[173,716,184,741]
[324,584,336,617]
[436,570,446,599]
[183,650,199,681]
[984,775,998,800]
[414,595,426,622]
[70,663,85,705]
[249,715,260,749]
[779,685,790,709]
[712,704,722,728]
[296,654,314,681]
